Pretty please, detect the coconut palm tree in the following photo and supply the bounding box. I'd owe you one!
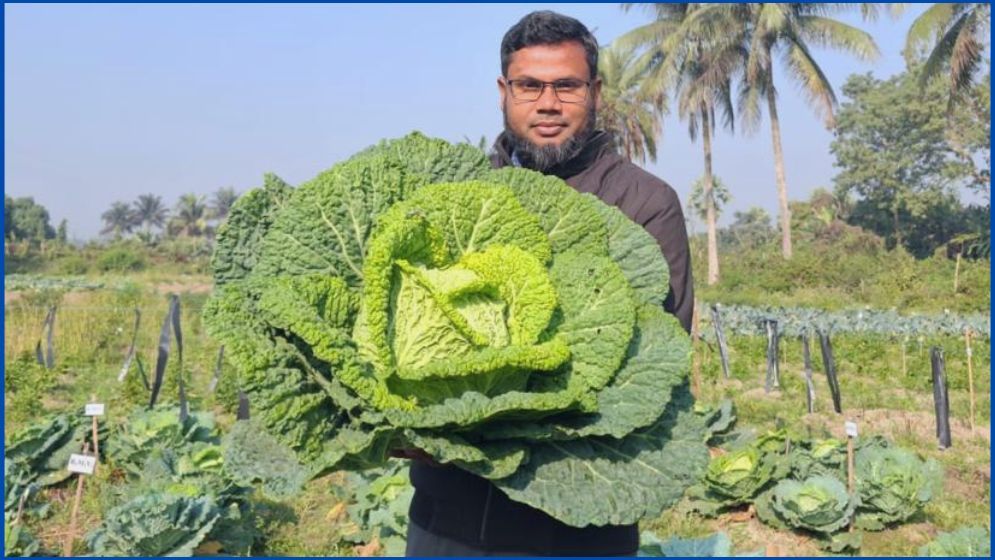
[619,3,744,284]
[905,3,990,107]
[170,194,208,237]
[101,201,136,238]
[723,3,879,260]
[132,194,169,235]
[676,50,742,286]
[622,4,879,260]
[209,187,239,223]
[598,42,667,164]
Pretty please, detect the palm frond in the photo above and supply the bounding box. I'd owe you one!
[796,15,881,61]
[948,10,984,101]
[781,36,838,127]
[904,2,957,64]
[920,10,969,89]
[737,77,767,134]
[857,2,906,22]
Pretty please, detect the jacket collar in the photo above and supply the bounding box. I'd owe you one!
[491,130,616,180]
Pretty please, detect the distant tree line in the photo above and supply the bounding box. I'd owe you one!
[5,196,66,245]
[99,188,239,242]
[3,187,240,251]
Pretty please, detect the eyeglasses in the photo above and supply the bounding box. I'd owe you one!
[506,78,592,103]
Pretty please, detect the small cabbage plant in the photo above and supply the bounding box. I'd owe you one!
[755,475,857,535]
[854,445,943,530]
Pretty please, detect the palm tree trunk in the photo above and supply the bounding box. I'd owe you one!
[766,84,793,259]
[702,110,720,285]
[892,202,902,249]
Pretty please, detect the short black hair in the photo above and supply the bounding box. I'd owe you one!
[500,11,599,79]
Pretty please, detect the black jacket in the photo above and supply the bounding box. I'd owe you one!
[407,130,695,556]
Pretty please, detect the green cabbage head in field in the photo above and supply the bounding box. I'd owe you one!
[203,132,708,527]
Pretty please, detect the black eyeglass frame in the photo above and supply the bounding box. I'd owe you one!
[504,78,594,103]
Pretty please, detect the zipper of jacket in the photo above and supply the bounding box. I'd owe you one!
[478,483,494,543]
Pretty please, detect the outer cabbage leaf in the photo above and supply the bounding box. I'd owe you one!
[484,167,609,257]
[593,200,670,307]
[85,494,221,557]
[256,155,420,285]
[222,419,309,500]
[351,131,491,184]
[4,513,40,557]
[638,530,752,557]
[482,303,689,441]
[337,460,414,555]
[493,384,708,527]
[402,430,528,480]
[918,527,990,557]
[202,281,370,471]
[5,414,87,488]
[211,172,293,286]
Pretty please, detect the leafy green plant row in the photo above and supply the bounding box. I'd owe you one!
[700,303,989,340]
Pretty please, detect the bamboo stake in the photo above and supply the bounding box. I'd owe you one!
[62,442,91,557]
[900,338,907,377]
[801,334,816,414]
[90,394,100,466]
[846,437,855,493]
[690,300,701,398]
[965,329,975,432]
[710,304,731,380]
[953,251,961,293]
[845,420,856,533]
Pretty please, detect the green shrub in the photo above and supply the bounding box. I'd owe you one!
[98,247,146,272]
[3,357,58,426]
[56,255,90,275]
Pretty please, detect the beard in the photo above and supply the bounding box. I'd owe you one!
[503,107,597,173]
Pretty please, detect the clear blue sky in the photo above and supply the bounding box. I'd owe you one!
[5,3,932,240]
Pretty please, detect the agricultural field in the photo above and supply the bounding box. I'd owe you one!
[4,131,992,558]
[3,265,989,556]
[6,0,992,555]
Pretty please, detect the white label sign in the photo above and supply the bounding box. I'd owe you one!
[67,454,97,475]
[844,421,858,438]
[84,403,105,416]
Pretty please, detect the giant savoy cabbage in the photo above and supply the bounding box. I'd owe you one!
[203,132,709,526]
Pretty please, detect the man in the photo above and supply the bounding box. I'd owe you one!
[405,10,694,557]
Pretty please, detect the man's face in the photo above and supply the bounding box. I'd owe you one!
[498,41,601,169]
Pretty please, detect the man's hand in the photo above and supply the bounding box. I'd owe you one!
[389,447,441,466]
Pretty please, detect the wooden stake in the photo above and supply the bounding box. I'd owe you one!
[965,329,975,432]
[845,421,856,533]
[710,304,731,380]
[62,441,90,557]
[801,334,816,414]
[690,300,701,397]
[846,437,855,493]
[900,338,907,377]
[953,251,961,293]
[931,347,953,449]
[90,394,100,466]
